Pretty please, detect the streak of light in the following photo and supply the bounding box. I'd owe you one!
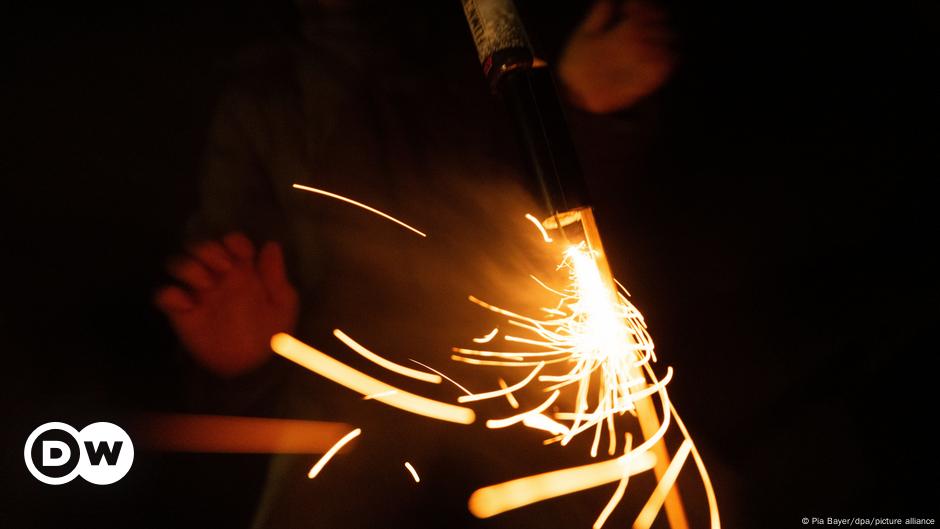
[292,183,427,237]
[467,450,657,518]
[521,414,569,436]
[486,390,560,429]
[409,359,474,396]
[271,333,475,424]
[593,433,633,529]
[334,329,442,384]
[308,428,362,479]
[525,213,553,242]
[458,363,544,403]
[132,413,352,454]
[472,327,499,344]
[633,440,692,529]
[497,378,520,408]
[404,462,421,483]
[648,361,721,529]
[363,390,398,400]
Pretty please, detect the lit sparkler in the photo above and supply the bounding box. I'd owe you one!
[275,183,718,526]
[458,208,720,529]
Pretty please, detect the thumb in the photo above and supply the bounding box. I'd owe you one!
[578,0,617,34]
[257,241,297,306]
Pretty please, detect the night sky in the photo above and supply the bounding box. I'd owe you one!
[5,1,937,527]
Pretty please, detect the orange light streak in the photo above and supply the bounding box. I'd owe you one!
[486,390,560,429]
[525,213,553,242]
[594,433,634,529]
[409,359,473,396]
[133,414,353,454]
[458,362,544,403]
[497,378,521,408]
[521,413,570,436]
[363,390,398,400]
[633,439,692,529]
[292,183,427,237]
[472,327,500,344]
[308,427,361,479]
[271,333,475,424]
[334,329,442,384]
[467,450,657,518]
[404,461,421,483]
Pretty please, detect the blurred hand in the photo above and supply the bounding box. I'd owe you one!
[155,232,299,378]
[558,0,675,113]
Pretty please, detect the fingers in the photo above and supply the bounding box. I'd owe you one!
[257,241,298,307]
[165,232,249,292]
[154,286,196,314]
[167,255,215,290]
[223,232,256,262]
[188,240,233,274]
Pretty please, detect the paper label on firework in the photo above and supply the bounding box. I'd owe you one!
[461,0,529,64]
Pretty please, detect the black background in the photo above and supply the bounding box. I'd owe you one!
[4,1,937,527]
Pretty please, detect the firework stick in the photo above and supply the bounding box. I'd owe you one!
[133,413,355,453]
[581,210,691,529]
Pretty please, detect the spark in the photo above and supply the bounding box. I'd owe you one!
[521,414,569,436]
[633,439,692,529]
[458,362,544,403]
[467,449,657,518]
[409,359,473,396]
[458,207,716,527]
[464,241,660,448]
[404,461,421,483]
[594,433,633,529]
[486,390,560,429]
[525,213,553,242]
[271,333,475,424]
[292,183,427,237]
[307,427,361,479]
[334,329,442,384]
[363,390,398,400]
[472,327,499,344]
[497,378,520,408]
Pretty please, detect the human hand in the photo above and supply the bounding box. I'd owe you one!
[155,232,299,378]
[558,0,675,113]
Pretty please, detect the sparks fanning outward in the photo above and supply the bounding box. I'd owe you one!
[455,208,719,529]
[270,186,718,528]
[453,241,664,456]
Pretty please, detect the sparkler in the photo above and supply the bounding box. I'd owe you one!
[457,207,720,529]
[274,181,718,526]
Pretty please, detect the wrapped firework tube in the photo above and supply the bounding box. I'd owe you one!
[460,0,591,226]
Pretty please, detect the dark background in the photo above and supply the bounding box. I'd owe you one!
[4,0,937,527]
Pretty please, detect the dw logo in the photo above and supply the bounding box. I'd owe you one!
[24,422,134,485]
